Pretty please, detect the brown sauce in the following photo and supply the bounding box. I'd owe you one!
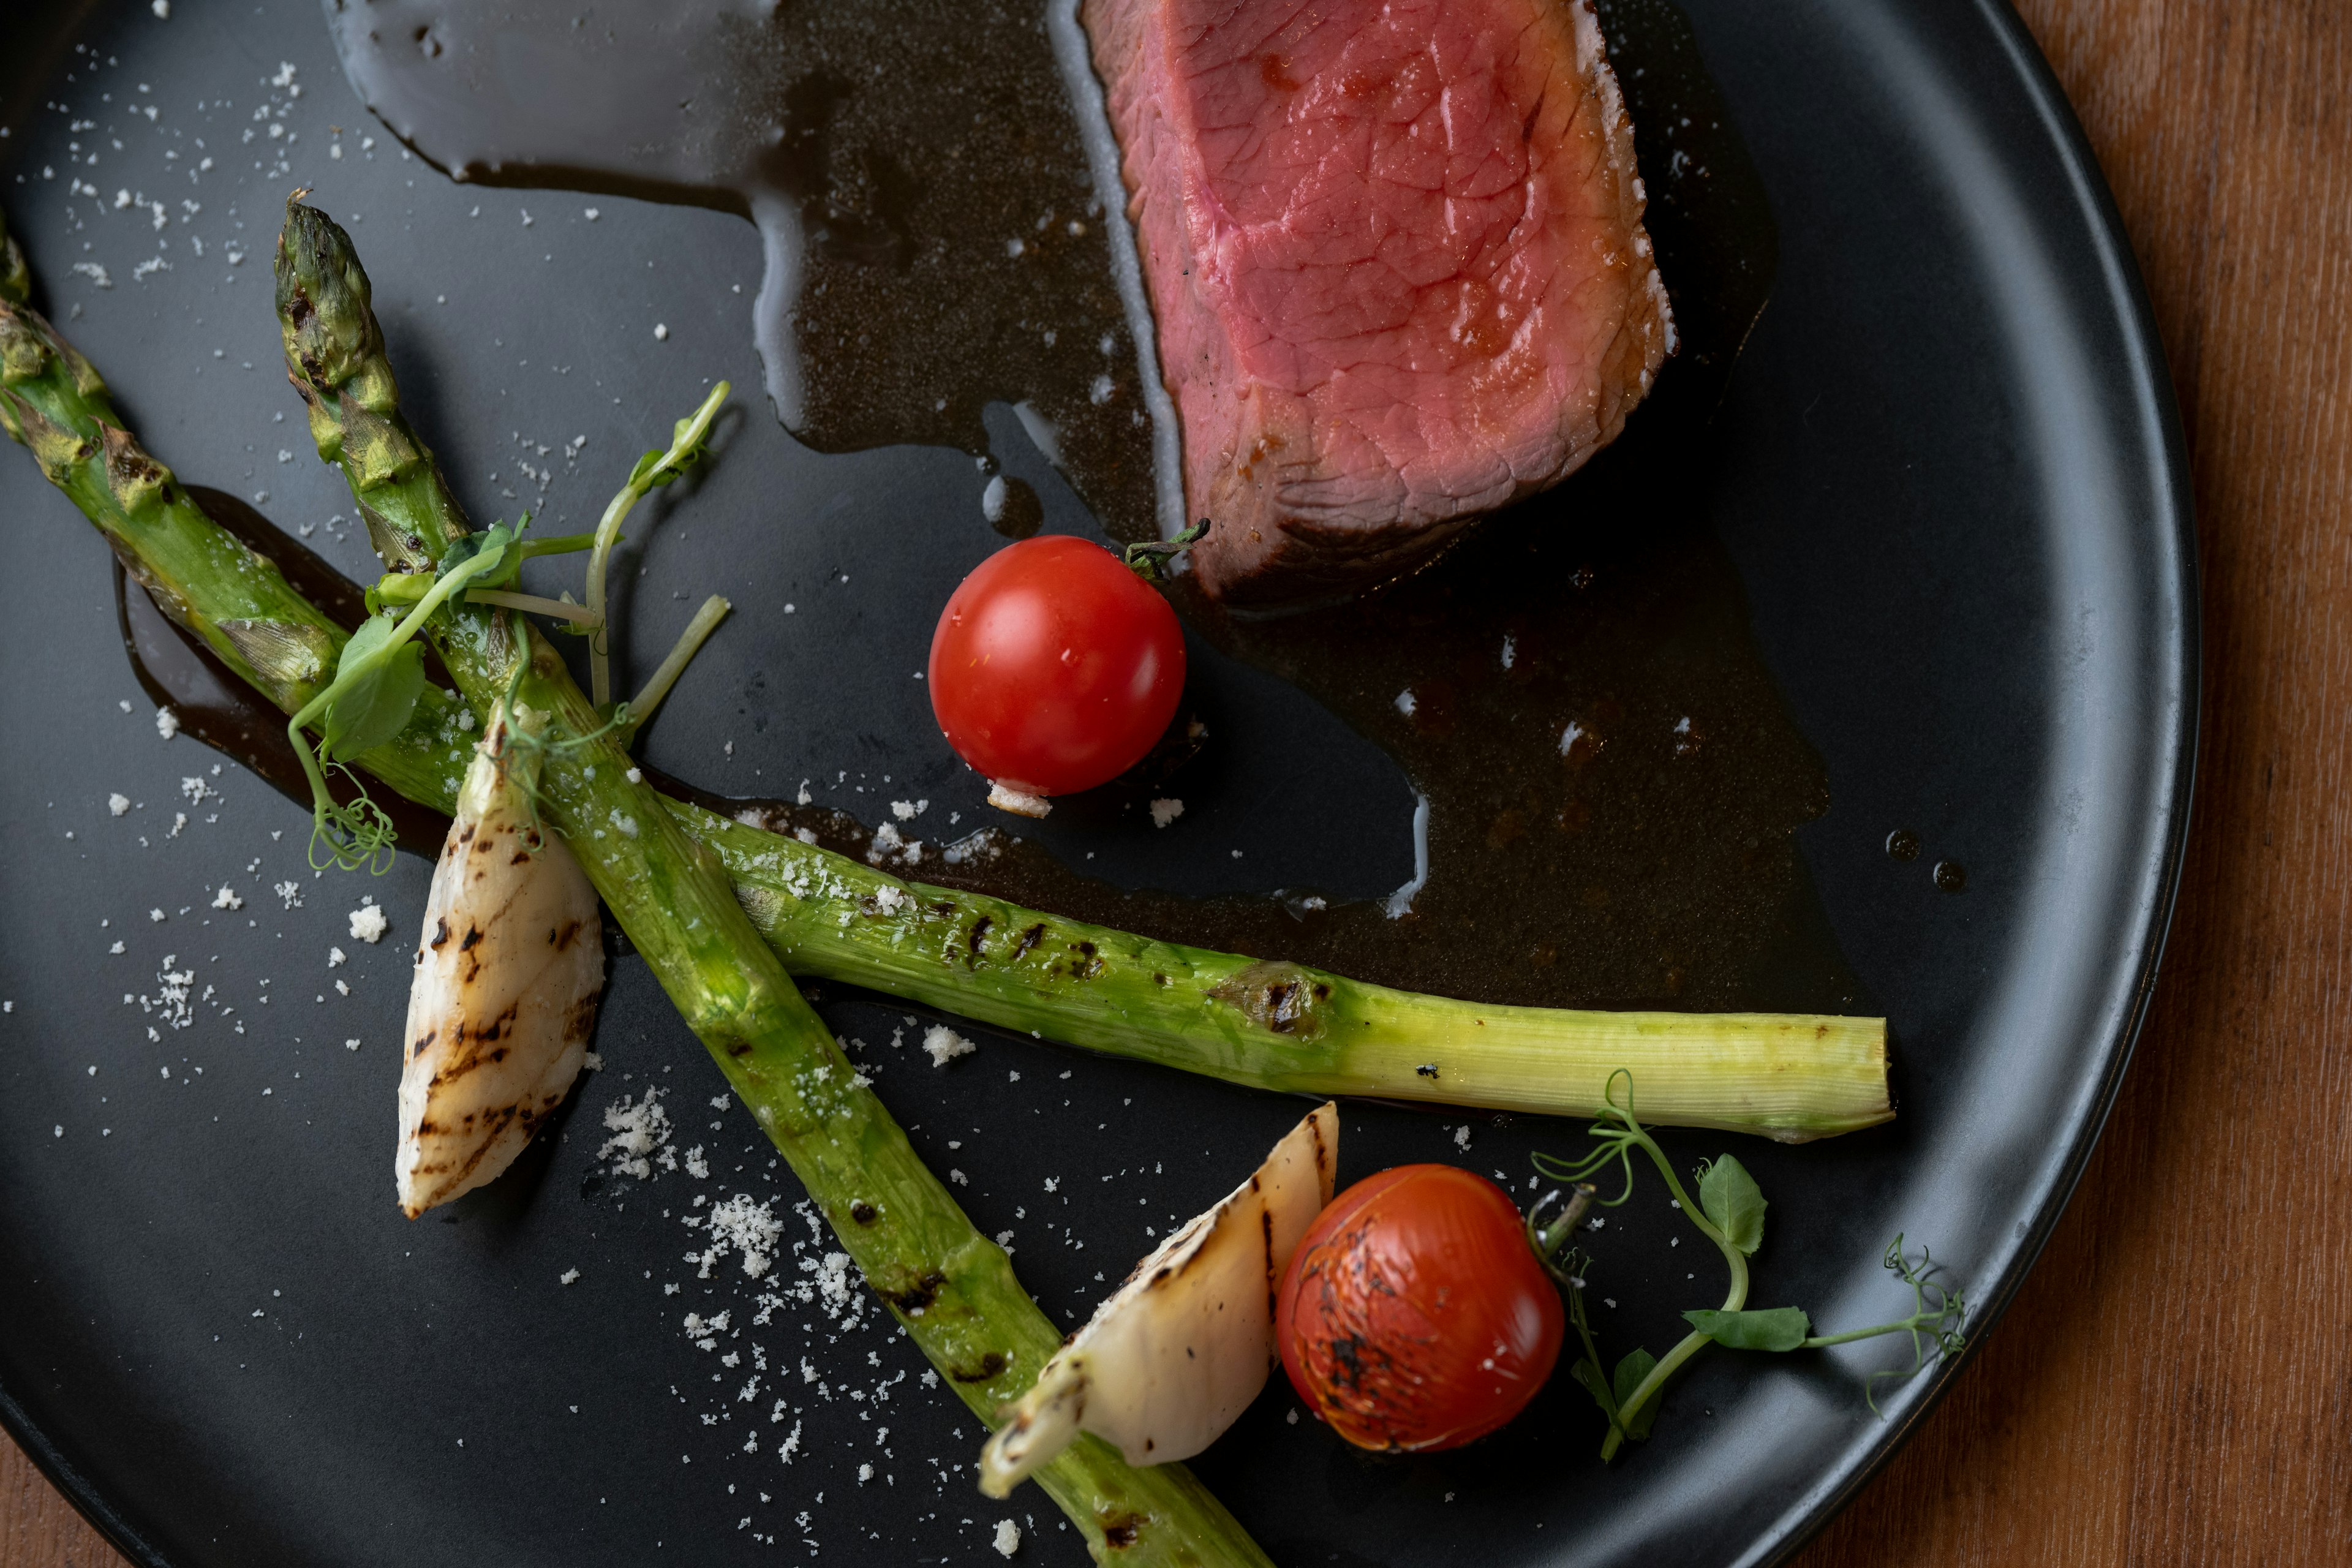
[132,0,1864,1016]
[328,0,1166,538]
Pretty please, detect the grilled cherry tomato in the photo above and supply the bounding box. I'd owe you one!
[928,534,1186,797]
[1275,1164,1562,1452]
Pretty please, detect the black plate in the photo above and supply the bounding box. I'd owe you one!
[0,1,2192,1564]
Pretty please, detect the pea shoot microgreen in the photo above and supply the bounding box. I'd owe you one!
[586,380,729,708]
[288,519,522,870]
[287,383,739,875]
[1534,1071,1968,1459]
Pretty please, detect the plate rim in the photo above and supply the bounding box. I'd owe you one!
[0,0,2201,1561]
[1741,0,2200,1560]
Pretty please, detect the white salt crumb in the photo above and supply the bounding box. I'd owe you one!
[987,783,1050,818]
[559,1268,581,1286]
[858,1463,874,1485]
[585,207,600,220]
[327,946,347,968]
[109,941,124,954]
[1148,797,1184,829]
[152,0,170,15]
[108,794,130,817]
[598,1088,675,1180]
[211,886,243,911]
[582,1051,604,1071]
[344,1038,361,1052]
[922,1025,976,1068]
[1395,688,1417,717]
[654,323,669,341]
[626,767,643,784]
[981,474,1008,523]
[993,1519,1022,1557]
[155,706,180,739]
[149,908,166,924]
[1453,1125,1472,1151]
[349,903,389,944]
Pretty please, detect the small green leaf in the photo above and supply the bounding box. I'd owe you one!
[1611,1349,1659,1440]
[1700,1154,1768,1255]
[1684,1306,1812,1351]
[334,612,398,678]
[323,641,426,761]
[627,448,665,490]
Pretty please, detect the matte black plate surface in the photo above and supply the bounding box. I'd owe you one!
[0,1,2192,1565]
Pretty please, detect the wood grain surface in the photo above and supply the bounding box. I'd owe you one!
[5,0,2347,1563]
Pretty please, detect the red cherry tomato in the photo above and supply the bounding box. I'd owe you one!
[927,535,1186,797]
[1276,1164,1562,1452]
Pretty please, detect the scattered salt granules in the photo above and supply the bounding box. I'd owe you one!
[922,1025,976,1067]
[1149,797,1184,829]
[211,886,243,911]
[597,1087,676,1179]
[107,794,130,817]
[690,1193,784,1280]
[559,1268,581,1286]
[155,706,180,739]
[994,1519,1022,1557]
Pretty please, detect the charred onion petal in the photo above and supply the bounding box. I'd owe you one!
[396,701,605,1217]
[979,1103,1339,1495]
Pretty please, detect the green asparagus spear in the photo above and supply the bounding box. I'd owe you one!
[0,285,474,813]
[270,198,1273,1564]
[710,820,1891,1140]
[0,197,1890,1142]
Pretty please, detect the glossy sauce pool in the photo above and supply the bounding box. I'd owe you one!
[126,0,1865,1016]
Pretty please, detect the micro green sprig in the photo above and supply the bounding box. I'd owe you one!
[1533,1071,1967,1458]
[586,380,730,709]
[287,521,519,870]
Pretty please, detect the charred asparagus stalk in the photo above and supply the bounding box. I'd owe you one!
[271,199,1272,1564]
[1,202,1273,1566]
[0,196,1890,1142]
[0,282,1887,1144]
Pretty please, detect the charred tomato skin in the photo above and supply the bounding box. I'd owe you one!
[927,534,1186,797]
[1275,1164,1562,1452]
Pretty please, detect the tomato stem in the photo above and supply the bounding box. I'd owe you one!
[1122,516,1210,581]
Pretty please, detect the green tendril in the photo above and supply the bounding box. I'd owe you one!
[306,764,399,873]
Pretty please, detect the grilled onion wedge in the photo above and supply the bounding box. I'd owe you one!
[978,1102,1338,1496]
[395,701,605,1217]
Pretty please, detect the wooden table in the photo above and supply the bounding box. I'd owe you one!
[6,0,2347,1561]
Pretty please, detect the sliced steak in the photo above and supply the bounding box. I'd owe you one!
[1084,0,1673,606]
